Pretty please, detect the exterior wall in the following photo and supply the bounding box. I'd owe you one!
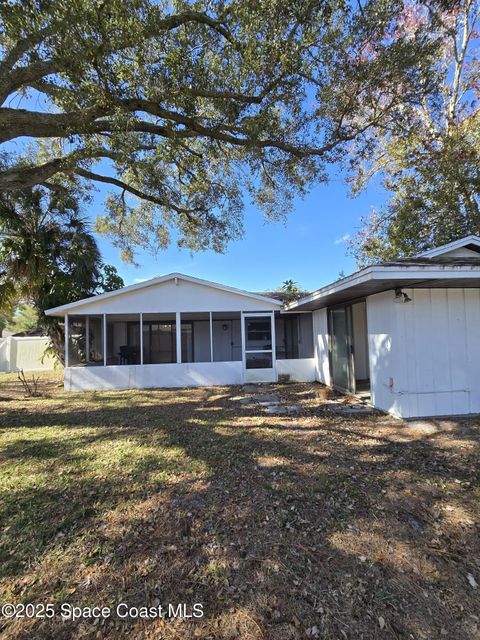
[65,357,317,391]
[367,288,480,418]
[277,358,316,382]
[0,337,58,372]
[438,247,479,258]
[193,321,211,361]
[212,319,242,361]
[66,279,280,315]
[65,361,244,391]
[312,308,330,385]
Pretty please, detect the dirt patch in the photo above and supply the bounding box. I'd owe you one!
[0,376,478,639]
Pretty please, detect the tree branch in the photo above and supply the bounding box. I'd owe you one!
[73,167,201,219]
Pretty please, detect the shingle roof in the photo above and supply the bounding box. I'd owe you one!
[375,257,480,267]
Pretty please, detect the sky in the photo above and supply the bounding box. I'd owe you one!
[92,172,386,294]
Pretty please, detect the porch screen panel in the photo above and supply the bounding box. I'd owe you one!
[212,312,242,362]
[275,315,298,359]
[86,316,104,364]
[298,314,314,357]
[68,316,86,366]
[181,313,211,362]
[143,313,176,364]
[275,313,314,359]
[106,314,141,365]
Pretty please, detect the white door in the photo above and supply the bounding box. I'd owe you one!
[242,312,277,383]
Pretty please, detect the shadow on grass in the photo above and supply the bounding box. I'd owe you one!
[0,385,479,639]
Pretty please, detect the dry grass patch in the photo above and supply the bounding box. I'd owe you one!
[0,373,479,639]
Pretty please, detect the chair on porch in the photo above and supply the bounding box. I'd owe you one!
[118,345,139,365]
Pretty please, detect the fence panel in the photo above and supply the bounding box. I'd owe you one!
[0,337,58,372]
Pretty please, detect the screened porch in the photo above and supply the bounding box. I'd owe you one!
[65,311,313,368]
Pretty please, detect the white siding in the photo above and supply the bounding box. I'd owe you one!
[276,358,316,382]
[438,247,479,258]
[367,288,480,418]
[65,279,280,315]
[65,362,244,391]
[312,308,330,385]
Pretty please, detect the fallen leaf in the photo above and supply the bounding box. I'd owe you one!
[467,573,478,589]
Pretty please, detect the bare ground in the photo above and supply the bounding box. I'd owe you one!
[0,371,479,639]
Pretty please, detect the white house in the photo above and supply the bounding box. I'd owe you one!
[45,273,316,393]
[46,235,480,419]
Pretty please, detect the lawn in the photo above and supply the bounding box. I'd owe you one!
[0,371,479,639]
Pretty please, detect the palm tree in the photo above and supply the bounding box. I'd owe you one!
[0,187,120,360]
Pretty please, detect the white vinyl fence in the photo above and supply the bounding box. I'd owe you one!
[0,336,58,372]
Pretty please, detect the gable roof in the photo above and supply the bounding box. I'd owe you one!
[45,272,283,316]
[417,234,480,257]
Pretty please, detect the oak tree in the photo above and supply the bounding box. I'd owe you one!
[0,0,436,260]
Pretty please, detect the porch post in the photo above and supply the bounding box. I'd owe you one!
[271,311,277,374]
[85,316,90,364]
[176,311,182,363]
[139,313,143,365]
[103,314,107,366]
[209,311,213,362]
[240,312,246,377]
[64,314,69,367]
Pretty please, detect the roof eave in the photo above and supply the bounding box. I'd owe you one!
[287,265,480,311]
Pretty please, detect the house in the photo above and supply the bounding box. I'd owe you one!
[45,235,480,418]
[45,273,316,392]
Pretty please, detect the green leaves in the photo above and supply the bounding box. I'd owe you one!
[0,0,439,259]
[348,0,480,264]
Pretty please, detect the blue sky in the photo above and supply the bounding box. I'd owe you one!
[92,172,386,294]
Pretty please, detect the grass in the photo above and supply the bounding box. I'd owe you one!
[0,370,479,639]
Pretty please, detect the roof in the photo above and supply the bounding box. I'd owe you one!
[417,234,480,257]
[45,272,283,316]
[287,256,480,311]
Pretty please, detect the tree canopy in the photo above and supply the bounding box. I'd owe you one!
[348,0,480,264]
[3,303,38,334]
[0,185,124,357]
[0,0,439,261]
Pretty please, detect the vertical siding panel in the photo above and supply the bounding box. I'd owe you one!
[367,292,395,414]
[447,289,468,414]
[393,289,409,417]
[404,289,419,418]
[413,289,436,416]
[430,289,452,415]
[465,289,480,413]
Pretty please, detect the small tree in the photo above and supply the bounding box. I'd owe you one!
[4,303,38,334]
[281,279,303,303]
